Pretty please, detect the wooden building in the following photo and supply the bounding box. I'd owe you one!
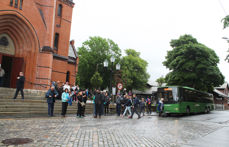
[213,83,229,110]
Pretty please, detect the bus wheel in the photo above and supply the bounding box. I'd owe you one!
[186,107,190,115]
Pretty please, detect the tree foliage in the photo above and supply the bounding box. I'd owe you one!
[222,15,229,62]
[78,36,121,89]
[222,15,229,29]
[163,34,224,92]
[90,72,103,89]
[156,76,165,87]
[121,49,150,91]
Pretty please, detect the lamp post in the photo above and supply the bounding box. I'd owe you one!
[103,56,120,96]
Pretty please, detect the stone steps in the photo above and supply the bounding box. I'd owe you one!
[0,87,116,118]
[0,95,46,100]
[0,87,46,96]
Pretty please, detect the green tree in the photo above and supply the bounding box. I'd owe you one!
[78,36,121,89]
[90,72,103,89]
[121,49,150,91]
[222,15,229,29]
[163,34,224,92]
[156,76,165,87]
[222,15,229,62]
[75,74,80,86]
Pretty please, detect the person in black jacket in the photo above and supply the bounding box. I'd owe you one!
[45,86,58,117]
[121,95,132,117]
[116,95,122,116]
[77,90,84,118]
[94,90,103,118]
[82,90,87,117]
[129,94,141,119]
[104,92,111,115]
[13,72,25,99]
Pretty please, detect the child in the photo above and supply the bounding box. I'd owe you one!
[139,98,146,116]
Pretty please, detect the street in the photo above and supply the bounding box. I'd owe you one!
[0,111,229,147]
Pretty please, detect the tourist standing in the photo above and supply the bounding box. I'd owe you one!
[139,98,146,116]
[82,90,87,117]
[63,82,71,91]
[77,90,84,118]
[157,98,164,116]
[146,97,152,115]
[122,95,132,117]
[61,88,70,117]
[116,95,122,116]
[129,94,141,119]
[72,89,77,101]
[0,64,5,87]
[104,92,111,115]
[94,90,103,118]
[13,72,25,99]
[45,86,58,117]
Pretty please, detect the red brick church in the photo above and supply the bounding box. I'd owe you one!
[0,0,78,90]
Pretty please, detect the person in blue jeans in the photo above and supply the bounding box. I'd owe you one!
[157,98,164,116]
[45,86,58,117]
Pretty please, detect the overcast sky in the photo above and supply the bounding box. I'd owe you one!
[70,0,229,83]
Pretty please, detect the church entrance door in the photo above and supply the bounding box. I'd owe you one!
[1,55,24,88]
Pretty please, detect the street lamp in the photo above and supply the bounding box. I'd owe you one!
[103,56,120,96]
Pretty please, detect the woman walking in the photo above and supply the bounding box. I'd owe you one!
[122,95,132,117]
[61,88,70,117]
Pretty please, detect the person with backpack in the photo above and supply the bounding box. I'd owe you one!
[146,97,152,115]
[129,94,141,119]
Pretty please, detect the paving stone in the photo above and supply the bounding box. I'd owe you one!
[0,112,229,146]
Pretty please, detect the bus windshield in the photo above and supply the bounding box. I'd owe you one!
[157,87,179,104]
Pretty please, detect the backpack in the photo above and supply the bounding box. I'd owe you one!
[147,98,151,105]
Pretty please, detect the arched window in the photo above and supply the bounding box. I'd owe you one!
[66,71,70,82]
[53,33,59,49]
[19,0,23,9]
[15,0,18,8]
[57,4,63,16]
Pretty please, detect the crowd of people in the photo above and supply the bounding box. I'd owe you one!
[45,82,112,118]
[115,94,163,119]
[45,81,164,118]
[0,68,165,118]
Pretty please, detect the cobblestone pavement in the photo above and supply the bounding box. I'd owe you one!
[0,111,229,147]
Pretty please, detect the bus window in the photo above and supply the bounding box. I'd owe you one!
[157,87,179,104]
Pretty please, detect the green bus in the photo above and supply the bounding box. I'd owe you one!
[157,86,214,115]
